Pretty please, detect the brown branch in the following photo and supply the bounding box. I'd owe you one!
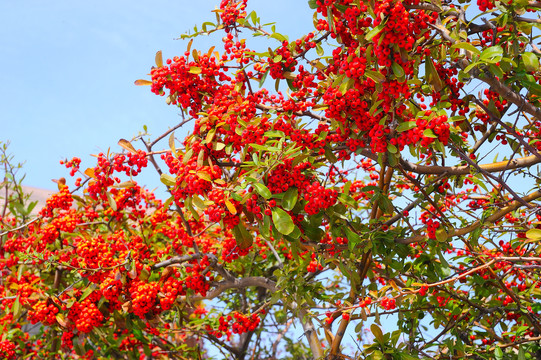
[181,276,277,302]
[398,190,541,244]
[152,255,200,269]
[298,307,325,360]
[400,154,541,175]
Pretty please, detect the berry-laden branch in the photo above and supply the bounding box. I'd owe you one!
[5,0,541,359]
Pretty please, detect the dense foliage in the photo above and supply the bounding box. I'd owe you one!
[3,0,541,358]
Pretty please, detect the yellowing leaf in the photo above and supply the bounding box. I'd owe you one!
[134,79,153,86]
[224,198,237,215]
[450,42,481,56]
[206,128,216,143]
[118,139,137,154]
[160,174,176,187]
[435,227,448,242]
[189,66,202,74]
[169,132,176,153]
[106,192,118,211]
[526,229,541,241]
[155,50,163,68]
[425,57,443,92]
[113,181,136,189]
[196,172,212,182]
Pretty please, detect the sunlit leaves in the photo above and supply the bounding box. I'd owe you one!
[522,52,539,72]
[282,187,298,211]
[272,207,295,235]
[252,183,272,199]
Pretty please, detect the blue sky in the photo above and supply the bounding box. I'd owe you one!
[1,0,313,192]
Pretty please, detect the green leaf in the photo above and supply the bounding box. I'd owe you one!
[308,0,318,9]
[80,284,97,302]
[260,215,271,239]
[365,21,386,41]
[365,70,385,83]
[488,64,504,79]
[396,121,417,132]
[272,207,295,235]
[391,62,405,79]
[522,52,539,72]
[423,129,438,138]
[12,296,20,318]
[253,183,272,199]
[518,345,526,360]
[160,174,176,187]
[494,346,503,360]
[344,226,361,250]
[451,42,481,56]
[463,61,478,74]
[282,187,298,211]
[435,227,448,242]
[479,45,503,64]
[526,229,541,241]
[189,66,202,74]
[233,224,254,249]
[425,57,443,91]
[371,323,384,343]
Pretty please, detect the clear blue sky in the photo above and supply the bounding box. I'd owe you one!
[1,0,313,193]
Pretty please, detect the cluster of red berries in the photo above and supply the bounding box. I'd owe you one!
[162,152,223,200]
[221,230,251,262]
[303,181,338,215]
[151,53,223,117]
[268,41,298,80]
[86,152,148,202]
[477,0,495,11]
[476,89,507,128]
[100,276,123,304]
[219,0,247,29]
[28,300,59,326]
[359,296,372,308]
[0,340,16,360]
[306,253,323,272]
[160,276,183,311]
[129,280,159,318]
[204,189,242,228]
[39,186,73,218]
[60,157,81,176]
[68,299,104,333]
[231,312,261,334]
[380,296,396,310]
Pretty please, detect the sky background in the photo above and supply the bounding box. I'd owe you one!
[1,0,314,194]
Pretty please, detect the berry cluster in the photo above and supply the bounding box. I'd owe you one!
[380,296,396,310]
[129,280,159,318]
[68,299,104,333]
[39,186,73,218]
[28,300,59,326]
[231,312,261,334]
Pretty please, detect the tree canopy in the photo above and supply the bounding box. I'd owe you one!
[3,0,541,359]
